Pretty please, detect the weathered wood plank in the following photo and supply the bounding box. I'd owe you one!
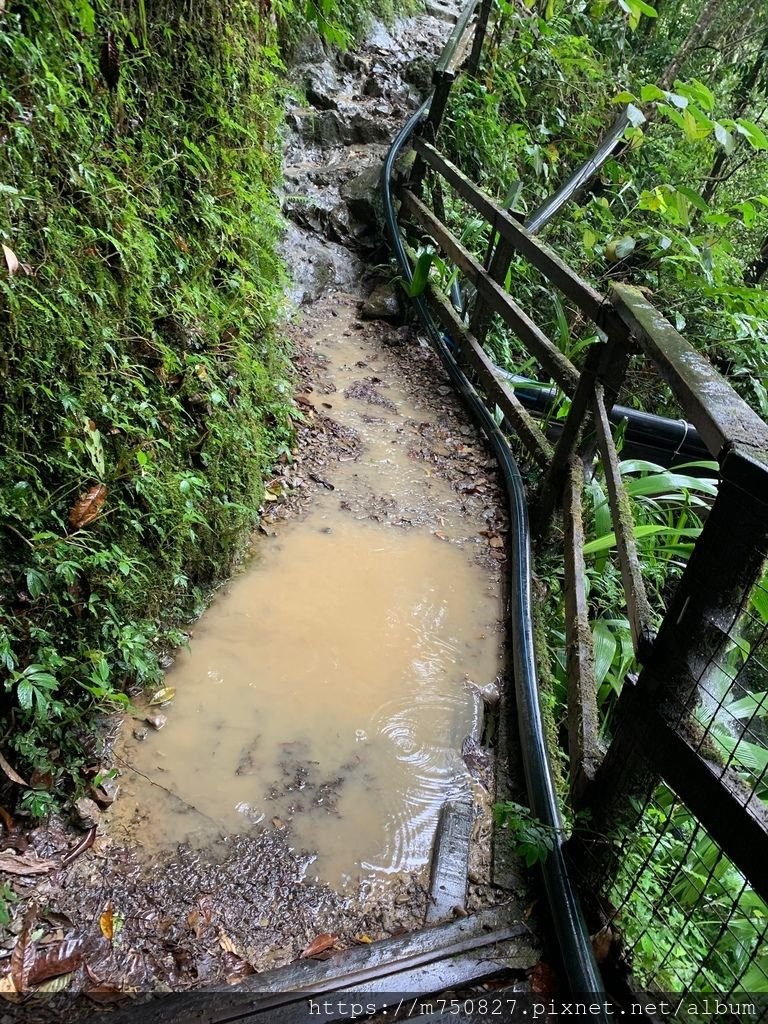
[535,342,604,528]
[426,799,472,923]
[425,281,553,467]
[400,188,579,393]
[562,455,602,802]
[103,908,535,1024]
[469,235,514,345]
[611,283,768,458]
[412,139,631,343]
[593,386,655,659]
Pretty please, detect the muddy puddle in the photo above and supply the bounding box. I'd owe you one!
[110,308,503,891]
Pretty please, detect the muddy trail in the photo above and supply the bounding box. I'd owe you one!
[0,7,532,1006]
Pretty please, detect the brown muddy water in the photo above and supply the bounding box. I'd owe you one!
[110,310,503,891]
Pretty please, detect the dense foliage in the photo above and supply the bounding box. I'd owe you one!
[0,0,379,806]
[431,0,768,993]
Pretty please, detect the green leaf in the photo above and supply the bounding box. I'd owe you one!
[592,619,617,687]
[725,692,768,721]
[675,185,708,213]
[406,249,435,299]
[613,91,637,104]
[713,122,735,155]
[583,524,701,556]
[734,118,768,150]
[626,103,646,128]
[639,84,667,103]
[16,679,33,711]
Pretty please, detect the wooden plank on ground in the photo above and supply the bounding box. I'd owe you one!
[400,188,580,394]
[426,799,472,923]
[412,139,631,343]
[425,282,553,467]
[593,385,655,658]
[611,283,768,458]
[562,456,602,801]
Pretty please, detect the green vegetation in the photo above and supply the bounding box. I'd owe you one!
[0,0,381,804]
[427,0,768,994]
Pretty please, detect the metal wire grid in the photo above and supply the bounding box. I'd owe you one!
[596,569,768,999]
[605,784,767,995]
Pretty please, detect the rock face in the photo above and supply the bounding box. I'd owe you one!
[281,11,459,304]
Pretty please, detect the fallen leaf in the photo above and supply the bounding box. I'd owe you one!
[33,973,73,993]
[355,934,373,944]
[68,484,107,530]
[85,984,126,1004]
[0,806,14,831]
[99,905,114,941]
[0,973,20,1001]
[28,937,88,986]
[591,924,613,964]
[2,244,19,276]
[11,906,38,992]
[61,825,97,867]
[0,853,57,875]
[300,933,337,959]
[0,751,27,787]
[488,535,504,548]
[528,959,560,995]
[148,686,175,706]
[433,531,449,542]
[218,930,239,955]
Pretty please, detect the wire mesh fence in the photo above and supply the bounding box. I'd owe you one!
[589,567,768,1000]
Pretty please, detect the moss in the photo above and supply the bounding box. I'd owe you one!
[0,0,299,789]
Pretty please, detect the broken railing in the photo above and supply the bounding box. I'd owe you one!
[394,80,768,993]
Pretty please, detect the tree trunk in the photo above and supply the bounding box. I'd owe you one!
[745,235,768,285]
[701,19,768,202]
[658,0,730,90]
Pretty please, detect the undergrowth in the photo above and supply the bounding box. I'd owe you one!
[0,0,311,805]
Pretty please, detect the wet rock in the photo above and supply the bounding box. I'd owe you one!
[305,61,340,111]
[340,163,382,226]
[92,778,120,807]
[75,797,101,827]
[476,680,500,706]
[133,726,149,742]
[361,281,402,321]
[365,19,398,51]
[146,712,167,730]
[403,55,434,91]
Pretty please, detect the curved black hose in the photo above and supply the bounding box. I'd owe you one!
[382,109,606,1004]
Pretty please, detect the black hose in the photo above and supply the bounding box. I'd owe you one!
[382,107,607,1006]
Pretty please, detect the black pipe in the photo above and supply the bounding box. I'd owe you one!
[508,377,710,465]
[382,104,607,1008]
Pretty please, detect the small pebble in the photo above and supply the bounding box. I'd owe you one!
[145,713,167,730]
[133,726,149,742]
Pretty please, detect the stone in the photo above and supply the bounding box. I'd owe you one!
[133,726,148,741]
[305,61,340,111]
[403,55,433,92]
[75,797,101,827]
[361,281,401,321]
[145,713,167,730]
[340,163,383,226]
[91,778,120,807]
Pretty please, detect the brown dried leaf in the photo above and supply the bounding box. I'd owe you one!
[61,824,97,867]
[68,484,107,530]
[217,930,239,955]
[28,937,88,986]
[355,934,373,944]
[33,972,73,993]
[300,933,337,959]
[527,960,560,995]
[0,853,57,875]
[11,906,38,992]
[2,244,19,277]
[0,805,14,831]
[99,905,114,941]
[591,925,614,964]
[0,751,27,787]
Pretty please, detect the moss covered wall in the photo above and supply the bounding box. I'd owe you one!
[0,0,296,791]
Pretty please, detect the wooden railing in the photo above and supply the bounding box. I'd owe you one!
[396,122,768,903]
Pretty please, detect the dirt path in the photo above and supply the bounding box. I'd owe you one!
[0,9,524,1004]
